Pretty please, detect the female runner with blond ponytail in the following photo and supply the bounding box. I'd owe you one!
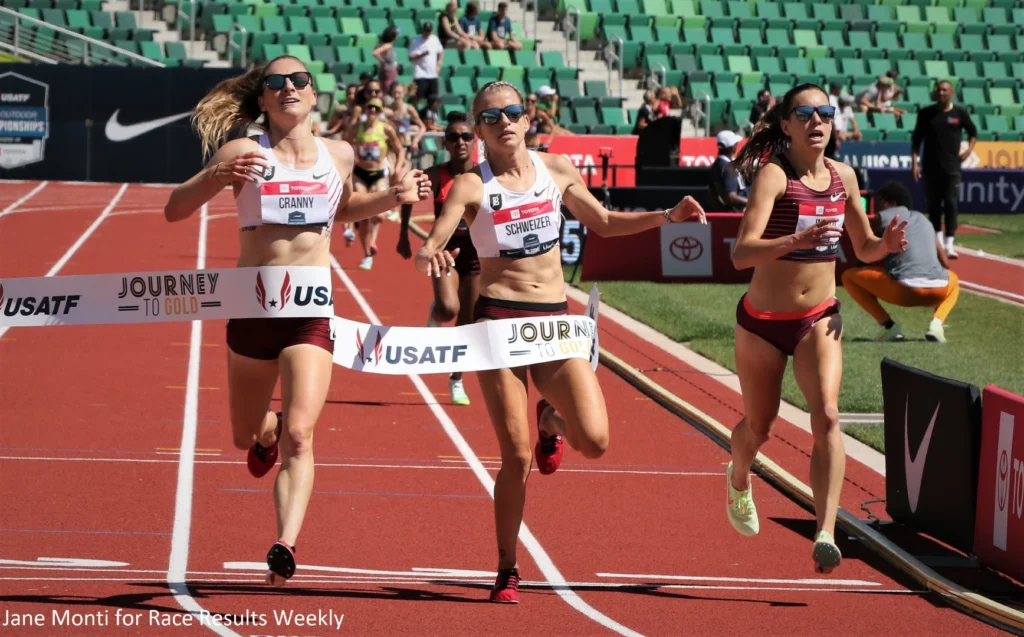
[164,55,432,585]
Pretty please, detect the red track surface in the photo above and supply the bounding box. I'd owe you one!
[0,181,1017,636]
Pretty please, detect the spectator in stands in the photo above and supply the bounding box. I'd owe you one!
[856,73,903,115]
[749,89,773,127]
[439,1,477,50]
[842,181,959,343]
[525,92,542,147]
[420,97,444,133]
[911,79,978,259]
[373,25,400,95]
[708,130,749,212]
[633,90,658,134]
[409,21,444,105]
[486,2,522,51]
[536,85,573,137]
[656,86,681,114]
[459,2,491,50]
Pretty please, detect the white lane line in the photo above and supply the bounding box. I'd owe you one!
[0,183,126,342]
[0,181,48,218]
[596,572,882,587]
[959,280,1024,305]
[166,204,240,637]
[0,455,721,476]
[329,254,644,637]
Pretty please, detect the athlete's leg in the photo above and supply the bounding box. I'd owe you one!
[729,324,788,491]
[227,348,280,452]
[272,343,333,548]
[792,312,845,570]
[529,357,609,459]
[430,267,461,324]
[476,364,532,572]
[450,272,480,387]
[364,177,388,252]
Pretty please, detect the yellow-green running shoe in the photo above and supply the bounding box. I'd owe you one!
[450,377,470,406]
[812,530,842,573]
[726,462,759,536]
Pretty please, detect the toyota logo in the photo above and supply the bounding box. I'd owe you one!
[997,449,1009,510]
[670,236,704,261]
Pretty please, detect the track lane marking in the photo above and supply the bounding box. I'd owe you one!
[0,181,48,218]
[328,253,645,637]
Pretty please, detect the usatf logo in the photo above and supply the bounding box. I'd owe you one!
[0,281,80,317]
[256,271,292,311]
[356,329,384,365]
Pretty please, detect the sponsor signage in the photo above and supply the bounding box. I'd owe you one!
[866,167,1024,214]
[0,71,49,169]
[546,135,637,187]
[838,140,1024,170]
[974,385,1024,582]
[578,188,861,284]
[881,358,983,554]
[677,137,748,167]
[0,64,237,183]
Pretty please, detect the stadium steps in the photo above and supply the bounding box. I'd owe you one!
[103,0,225,66]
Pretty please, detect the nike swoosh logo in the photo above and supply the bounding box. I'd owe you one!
[830,192,844,202]
[533,190,544,197]
[105,109,192,142]
[313,172,329,180]
[904,397,940,514]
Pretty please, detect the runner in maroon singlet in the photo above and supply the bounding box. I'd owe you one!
[397,112,480,406]
[725,83,908,573]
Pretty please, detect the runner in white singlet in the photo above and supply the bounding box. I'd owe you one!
[163,55,431,586]
[414,81,707,604]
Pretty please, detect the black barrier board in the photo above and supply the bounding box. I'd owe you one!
[0,65,237,183]
[881,357,982,553]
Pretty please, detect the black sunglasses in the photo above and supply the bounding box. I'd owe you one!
[264,72,312,91]
[790,105,836,121]
[476,104,526,125]
[446,131,475,143]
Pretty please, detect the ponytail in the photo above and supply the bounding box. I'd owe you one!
[732,83,828,182]
[191,55,307,161]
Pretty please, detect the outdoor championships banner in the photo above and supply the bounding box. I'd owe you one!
[0,64,236,183]
[0,266,601,376]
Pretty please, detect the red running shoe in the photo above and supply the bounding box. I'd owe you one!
[247,412,282,479]
[534,399,563,475]
[489,567,520,603]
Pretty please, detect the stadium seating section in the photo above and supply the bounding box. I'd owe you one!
[3,0,1023,140]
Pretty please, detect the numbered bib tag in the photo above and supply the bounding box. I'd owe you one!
[260,181,333,226]
[491,200,561,259]
[794,201,845,255]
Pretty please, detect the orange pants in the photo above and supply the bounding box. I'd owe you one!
[841,266,959,324]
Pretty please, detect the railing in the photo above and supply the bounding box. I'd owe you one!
[563,5,580,70]
[0,6,163,67]
[696,90,712,137]
[649,61,667,95]
[520,0,537,40]
[228,23,247,68]
[178,0,197,58]
[604,35,624,100]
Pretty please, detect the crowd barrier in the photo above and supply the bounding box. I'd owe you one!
[0,64,237,183]
[880,360,1024,583]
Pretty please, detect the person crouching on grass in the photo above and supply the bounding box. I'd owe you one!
[841,181,959,343]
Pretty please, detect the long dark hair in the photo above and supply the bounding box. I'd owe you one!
[732,83,829,182]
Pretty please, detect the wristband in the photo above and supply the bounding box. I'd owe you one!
[663,209,672,224]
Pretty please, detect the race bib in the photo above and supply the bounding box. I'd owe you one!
[358,142,382,161]
[794,201,845,255]
[491,200,561,258]
[259,181,333,226]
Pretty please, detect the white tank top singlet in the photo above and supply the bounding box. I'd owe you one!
[235,134,344,231]
[469,150,563,259]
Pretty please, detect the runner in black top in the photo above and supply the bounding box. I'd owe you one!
[910,80,977,258]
